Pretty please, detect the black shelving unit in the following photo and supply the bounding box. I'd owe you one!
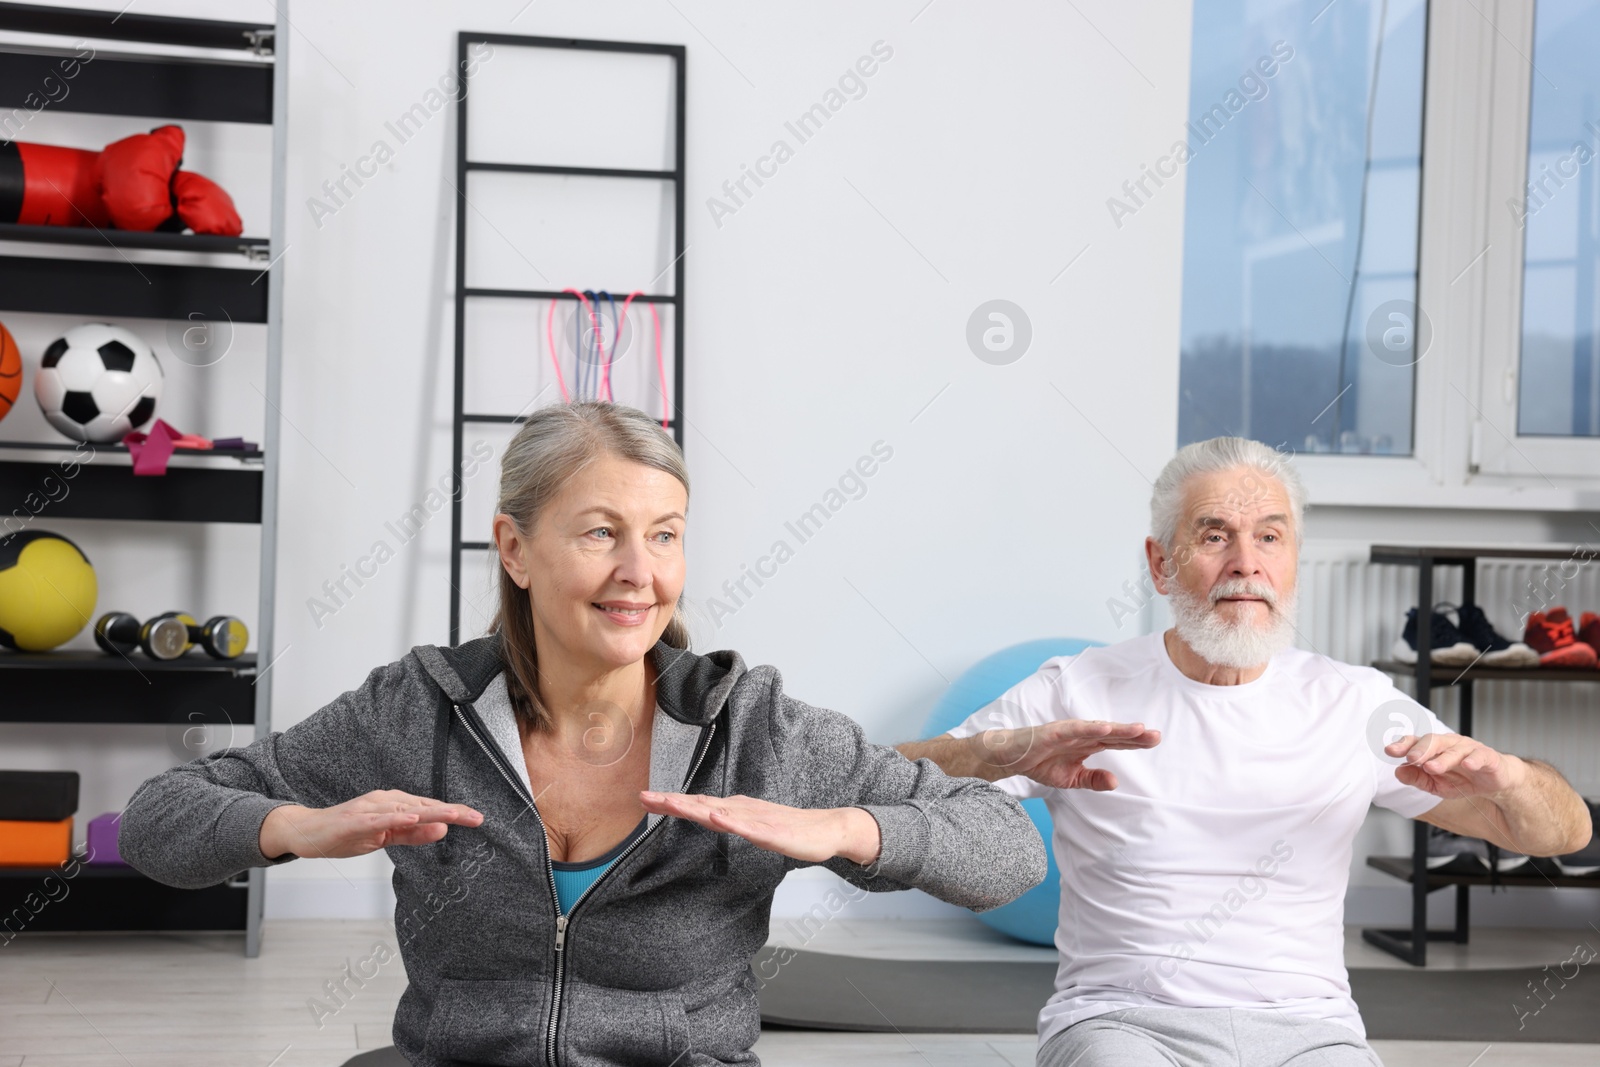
[0,460,264,522]
[1361,543,1600,966]
[0,2,287,957]
[0,651,258,724]
[0,254,271,320]
[0,38,272,123]
[0,222,269,256]
[0,861,248,932]
[448,32,686,645]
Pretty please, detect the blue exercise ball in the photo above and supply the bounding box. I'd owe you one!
[921,637,1103,946]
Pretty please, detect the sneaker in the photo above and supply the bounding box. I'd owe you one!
[1555,798,1600,876]
[1426,825,1488,874]
[1484,843,1559,876]
[1392,607,1480,667]
[1524,608,1599,668]
[1579,612,1600,659]
[1441,603,1539,668]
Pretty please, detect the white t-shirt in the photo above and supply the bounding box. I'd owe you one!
[945,632,1447,1045]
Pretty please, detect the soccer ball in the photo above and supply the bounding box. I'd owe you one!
[33,323,163,443]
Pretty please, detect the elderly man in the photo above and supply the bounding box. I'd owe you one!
[896,436,1591,1067]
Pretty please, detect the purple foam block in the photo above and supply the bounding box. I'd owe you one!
[86,812,127,865]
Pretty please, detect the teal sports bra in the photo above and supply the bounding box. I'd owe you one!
[550,816,648,915]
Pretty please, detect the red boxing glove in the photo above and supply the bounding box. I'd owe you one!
[2,124,245,235]
[1,141,113,227]
[94,124,184,231]
[171,170,242,236]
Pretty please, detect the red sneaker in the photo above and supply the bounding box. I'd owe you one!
[1580,611,1600,658]
[1525,608,1599,668]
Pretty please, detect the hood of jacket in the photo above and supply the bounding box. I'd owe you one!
[416,631,746,726]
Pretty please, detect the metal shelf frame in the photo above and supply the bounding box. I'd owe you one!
[448,32,686,646]
[0,0,288,958]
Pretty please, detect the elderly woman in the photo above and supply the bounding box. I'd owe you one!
[121,401,1046,1067]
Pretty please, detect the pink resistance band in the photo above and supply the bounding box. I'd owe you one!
[547,287,670,430]
[600,291,670,429]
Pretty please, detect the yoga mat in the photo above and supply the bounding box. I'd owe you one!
[756,951,1600,1043]
[343,1049,408,1066]
[342,953,1600,1063]
[757,951,1051,1033]
[1350,965,1600,1043]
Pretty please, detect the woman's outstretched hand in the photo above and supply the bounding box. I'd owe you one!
[639,791,881,867]
[259,790,484,861]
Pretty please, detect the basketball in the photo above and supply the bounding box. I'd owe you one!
[0,320,19,425]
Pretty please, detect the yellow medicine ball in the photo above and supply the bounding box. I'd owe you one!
[0,531,97,651]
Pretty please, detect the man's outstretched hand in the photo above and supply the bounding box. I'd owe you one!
[980,719,1161,790]
[1385,733,1524,799]
[1393,733,1592,859]
[896,720,1160,790]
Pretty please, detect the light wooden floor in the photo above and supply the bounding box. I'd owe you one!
[1,920,1595,1066]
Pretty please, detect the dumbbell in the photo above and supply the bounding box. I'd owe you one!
[151,610,250,660]
[94,611,249,660]
[94,611,189,660]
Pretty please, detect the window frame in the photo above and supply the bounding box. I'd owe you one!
[1473,0,1600,481]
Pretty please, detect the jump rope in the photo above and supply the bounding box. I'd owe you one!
[545,287,670,429]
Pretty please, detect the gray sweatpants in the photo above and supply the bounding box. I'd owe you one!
[1037,1006,1383,1066]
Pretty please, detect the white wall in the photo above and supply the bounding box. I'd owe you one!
[160,0,1189,919]
[0,0,1196,920]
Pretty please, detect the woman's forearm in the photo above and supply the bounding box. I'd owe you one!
[834,806,883,866]
[120,766,303,890]
[259,803,309,860]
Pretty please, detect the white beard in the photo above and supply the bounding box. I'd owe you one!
[1168,577,1298,670]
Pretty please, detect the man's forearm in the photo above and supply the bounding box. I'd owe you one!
[895,734,1008,782]
[1491,758,1592,856]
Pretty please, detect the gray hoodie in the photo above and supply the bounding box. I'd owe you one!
[120,635,1046,1066]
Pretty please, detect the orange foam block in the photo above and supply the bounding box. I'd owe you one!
[0,817,73,866]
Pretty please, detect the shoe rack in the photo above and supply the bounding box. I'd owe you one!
[1364,544,1600,966]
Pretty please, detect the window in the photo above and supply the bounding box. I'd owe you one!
[1175,0,1600,504]
[1177,0,1427,456]
[1473,0,1600,481]
[1517,0,1600,439]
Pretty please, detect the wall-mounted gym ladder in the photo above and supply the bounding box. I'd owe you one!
[448,32,687,646]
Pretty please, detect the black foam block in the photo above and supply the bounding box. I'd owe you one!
[0,770,79,820]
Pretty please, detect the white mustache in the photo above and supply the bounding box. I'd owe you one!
[1209,580,1278,607]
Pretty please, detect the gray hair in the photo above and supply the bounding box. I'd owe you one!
[490,401,690,732]
[1150,437,1306,552]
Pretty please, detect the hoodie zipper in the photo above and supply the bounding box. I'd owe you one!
[450,702,718,1067]
[450,703,562,907]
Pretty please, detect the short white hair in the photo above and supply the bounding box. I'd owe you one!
[1150,437,1306,551]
